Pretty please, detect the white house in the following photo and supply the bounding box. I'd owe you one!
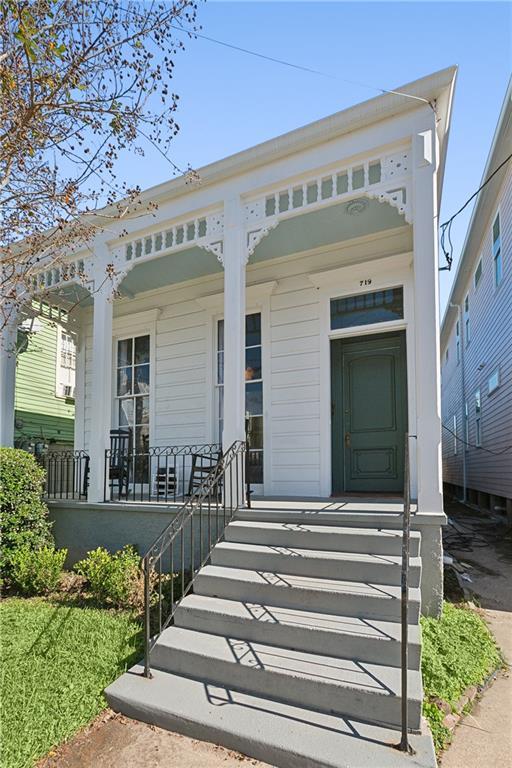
[441,78,512,518]
[1,67,457,767]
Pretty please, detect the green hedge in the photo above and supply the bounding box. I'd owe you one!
[0,447,52,578]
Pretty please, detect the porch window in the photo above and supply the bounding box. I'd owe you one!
[216,313,263,483]
[116,335,150,478]
[330,287,403,330]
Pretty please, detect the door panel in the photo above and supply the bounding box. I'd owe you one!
[331,332,407,494]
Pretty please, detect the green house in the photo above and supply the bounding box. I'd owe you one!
[14,315,75,453]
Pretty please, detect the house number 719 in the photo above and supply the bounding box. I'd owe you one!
[360,279,372,286]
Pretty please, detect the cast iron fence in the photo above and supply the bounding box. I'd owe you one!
[41,450,90,500]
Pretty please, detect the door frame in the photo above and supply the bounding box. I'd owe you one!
[330,330,408,494]
[310,253,417,498]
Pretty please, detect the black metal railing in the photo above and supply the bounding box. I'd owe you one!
[41,450,90,500]
[104,443,223,503]
[140,440,246,678]
[396,432,415,755]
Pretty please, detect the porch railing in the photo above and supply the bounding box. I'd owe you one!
[396,432,415,755]
[104,443,222,503]
[41,450,90,500]
[140,439,246,678]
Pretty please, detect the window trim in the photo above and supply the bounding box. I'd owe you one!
[55,325,76,399]
[464,293,470,345]
[474,257,483,289]
[488,367,500,395]
[492,209,502,288]
[475,389,482,448]
[111,313,156,448]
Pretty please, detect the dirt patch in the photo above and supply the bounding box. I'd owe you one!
[37,710,269,768]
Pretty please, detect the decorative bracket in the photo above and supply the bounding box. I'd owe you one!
[200,240,224,265]
[246,220,279,261]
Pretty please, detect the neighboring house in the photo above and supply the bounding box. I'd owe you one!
[441,79,512,518]
[14,309,76,454]
[0,68,457,766]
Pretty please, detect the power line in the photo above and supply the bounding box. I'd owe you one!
[442,422,512,456]
[439,151,512,271]
[170,24,433,108]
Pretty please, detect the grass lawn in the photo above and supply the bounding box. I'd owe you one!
[1,597,142,768]
[421,601,503,752]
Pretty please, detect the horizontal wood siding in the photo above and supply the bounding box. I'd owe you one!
[270,278,321,496]
[441,164,512,498]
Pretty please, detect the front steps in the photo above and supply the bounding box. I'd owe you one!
[106,509,436,768]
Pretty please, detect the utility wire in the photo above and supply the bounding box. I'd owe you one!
[170,24,434,108]
[439,151,512,271]
[442,422,512,456]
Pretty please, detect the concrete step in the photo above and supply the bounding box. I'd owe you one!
[225,520,421,557]
[149,627,423,732]
[175,594,422,669]
[106,665,436,768]
[211,542,421,588]
[194,565,421,623]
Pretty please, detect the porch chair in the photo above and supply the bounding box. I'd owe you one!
[109,428,132,499]
[187,451,223,500]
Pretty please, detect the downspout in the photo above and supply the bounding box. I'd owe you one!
[449,302,467,503]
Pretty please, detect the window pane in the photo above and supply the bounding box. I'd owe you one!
[245,347,261,381]
[134,364,150,394]
[330,288,404,330]
[246,381,263,415]
[117,338,132,367]
[217,319,224,352]
[495,250,502,285]
[247,415,263,449]
[493,214,500,244]
[247,450,263,484]
[136,395,150,424]
[119,398,134,427]
[135,424,150,453]
[134,335,150,364]
[246,313,261,347]
[117,367,132,396]
[217,350,224,385]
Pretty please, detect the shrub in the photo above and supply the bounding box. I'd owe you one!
[75,545,141,608]
[10,546,67,595]
[0,448,53,578]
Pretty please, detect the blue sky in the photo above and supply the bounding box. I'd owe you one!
[119,1,511,313]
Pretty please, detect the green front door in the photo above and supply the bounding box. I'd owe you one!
[331,332,407,494]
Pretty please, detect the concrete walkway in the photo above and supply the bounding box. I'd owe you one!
[38,711,269,768]
[441,502,512,768]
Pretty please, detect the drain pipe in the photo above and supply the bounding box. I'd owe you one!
[449,302,467,503]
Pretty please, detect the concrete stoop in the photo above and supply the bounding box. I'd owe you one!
[106,511,436,768]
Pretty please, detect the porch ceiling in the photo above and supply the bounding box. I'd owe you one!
[251,197,408,263]
[117,197,408,297]
[120,245,223,296]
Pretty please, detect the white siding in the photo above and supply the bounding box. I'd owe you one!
[441,163,512,499]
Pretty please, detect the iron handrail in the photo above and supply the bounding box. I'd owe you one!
[141,439,246,678]
[397,432,415,754]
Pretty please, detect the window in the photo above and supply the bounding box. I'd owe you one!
[474,258,482,289]
[330,287,403,330]
[456,321,460,363]
[488,368,500,394]
[464,294,470,344]
[453,414,457,455]
[56,328,76,398]
[464,402,469,452]
[216,313,263,483]
[493,213,502,287]
[445,348,449,363]
[116,335,150,475]
[475,389,482,447]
